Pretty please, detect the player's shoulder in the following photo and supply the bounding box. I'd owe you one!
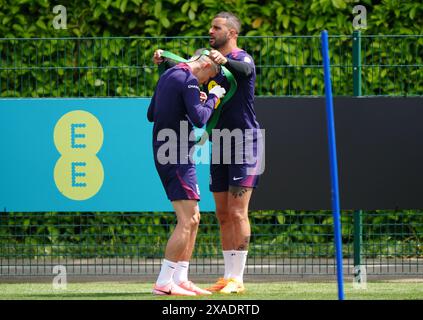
[168,63,196,83]
[228,48,254,64]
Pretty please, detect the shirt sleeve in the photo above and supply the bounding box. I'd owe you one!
[182,78,217,127]
[224,57,254,78]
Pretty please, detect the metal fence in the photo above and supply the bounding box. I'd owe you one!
[360,34,423,96]
[1,211,422,278]
[1,33,422,98]
[1,34,423,279]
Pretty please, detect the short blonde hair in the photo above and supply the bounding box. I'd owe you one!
[199,54,220,74]
[190,48,221,74]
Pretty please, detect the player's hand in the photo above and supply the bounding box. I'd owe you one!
[209,49,228,65]
[209,85,226,99]
[153,49,164,64]
[200,91,207,103]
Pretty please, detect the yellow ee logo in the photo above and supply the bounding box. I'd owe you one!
[208,80,221,109]
[53,110,104,201]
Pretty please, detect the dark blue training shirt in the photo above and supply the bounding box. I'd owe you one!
[209,49,259,132]
[148,63,218,163]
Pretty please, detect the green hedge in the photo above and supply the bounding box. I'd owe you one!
[1,1,422,259]
[1,211,422,259]
[0,0,422,38]
[1,1,422,97]
[1,35,422,97]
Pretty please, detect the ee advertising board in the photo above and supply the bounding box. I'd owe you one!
[0,98,215,212]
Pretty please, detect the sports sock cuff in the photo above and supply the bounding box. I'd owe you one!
[231,251,248,257]
[177,261,189,268]
[163,259,178,268]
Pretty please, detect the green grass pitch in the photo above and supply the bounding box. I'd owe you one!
[0,280,422,300]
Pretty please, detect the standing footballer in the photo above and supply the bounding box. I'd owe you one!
[205,12,262,294]
[148,52,226,296]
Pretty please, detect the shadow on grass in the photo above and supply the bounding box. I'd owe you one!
[19,292,152,299]
[12,291,260,300]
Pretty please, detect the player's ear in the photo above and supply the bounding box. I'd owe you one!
[228,28,236,38]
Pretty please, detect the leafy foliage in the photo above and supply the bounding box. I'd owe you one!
[0,1,422,261]
[1,211,422,259]
[0,0,422,37]
[1,1,422,97]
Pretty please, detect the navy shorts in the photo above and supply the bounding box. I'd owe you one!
[209,137,262,192]
[156,163,200,201]
[210,161,261,192]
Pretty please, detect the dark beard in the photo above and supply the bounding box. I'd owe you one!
[210,36,227,49]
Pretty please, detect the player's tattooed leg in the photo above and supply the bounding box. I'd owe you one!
[229,186,248,198]
[236,236,250,251]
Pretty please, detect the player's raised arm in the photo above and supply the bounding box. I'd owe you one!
[153,49,177,75]
[182,79,225,127]
[209,49,253,78]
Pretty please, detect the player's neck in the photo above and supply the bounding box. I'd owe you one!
[188,61,198,72]
[188,61,202,80]
[218,41,239,57]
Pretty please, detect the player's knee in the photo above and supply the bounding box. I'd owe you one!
[230,207,248,223]
[178,213,199,232]
[182,212,199,231]
[216,209,230,225]
[191,212,200,227]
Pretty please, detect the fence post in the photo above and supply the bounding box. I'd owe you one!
[353,30,362,96]
[353,210,363,283]
[353,30,365,286]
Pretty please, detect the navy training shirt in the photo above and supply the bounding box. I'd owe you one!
[208,49,259,132]
[147,63,217,163]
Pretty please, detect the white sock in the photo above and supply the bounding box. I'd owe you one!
[223,250,235,279]
[173,261,189,285]
[231,251,248,283]
[156,259,177,286]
